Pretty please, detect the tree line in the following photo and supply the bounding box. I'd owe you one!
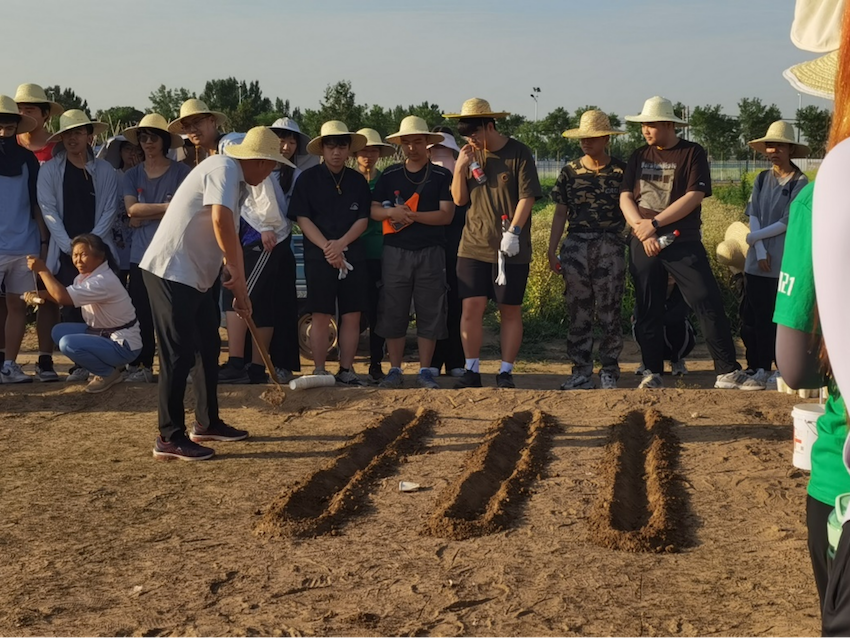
[42,79,833,159]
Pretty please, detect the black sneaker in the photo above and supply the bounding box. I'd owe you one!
[218,362,249,384]
[453,370,482,389]
[247,363,269,384]
[153,436,214,461]
[496,372,516,389]
[189,420,249,442]
[368,363,385,383]
[36,355,60,382]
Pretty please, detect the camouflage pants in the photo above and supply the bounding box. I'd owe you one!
[560,233,625,377]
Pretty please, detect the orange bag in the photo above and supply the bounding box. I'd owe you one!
[382,192,419,235]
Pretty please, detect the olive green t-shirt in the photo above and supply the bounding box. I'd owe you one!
[773,182,849,505]
[457,137,542,265]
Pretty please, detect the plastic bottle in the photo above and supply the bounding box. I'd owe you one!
[470,161,487,184]
[394,190,405,206]
[658,229,680,249]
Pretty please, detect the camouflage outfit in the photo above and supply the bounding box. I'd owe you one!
[551,156,627,377]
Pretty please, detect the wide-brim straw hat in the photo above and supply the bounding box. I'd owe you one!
[269,117,311,154]
[748,120,810,158]
[716,221,750,272]
[167,99,228,134]
[96,135,131,169]
[46,109,108,144]
[306,120,367,155]
[0,95,37,134]
[385,116,445,145]
[625,96,689,125]
[562,109,625,139]
[355,128,395,157]
[223,126,296,168]
[123,113,184,149]
[784,50,838,100]
[427,131,461,156]
[791,0,843,53]
[14,83,63,117]
[443,97,510,119]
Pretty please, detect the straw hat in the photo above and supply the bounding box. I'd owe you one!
[96,135,131,169]
[355,128,395,157]
[716,221,749,273]
[223,126,296,168]
[269,117,311,153]
[14,83,63,117]
[791,0,843,53]
[748,120,810,158]
[443,97,510,119]
[46,109,108,143]
[783,50,838,100]
[122,113,184,149]
[562,109,625,139]
[427,131,461,156]
[625,96,689,125]
[167,99,228,134]
[306,120,367,155]
[0,95,37,134]
[385,116,444,145]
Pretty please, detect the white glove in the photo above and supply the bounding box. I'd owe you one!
[500,230,520,257]
[495,252,507,286]
[338,259,354,280]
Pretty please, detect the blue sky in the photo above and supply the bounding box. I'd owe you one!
[1,0,832,122]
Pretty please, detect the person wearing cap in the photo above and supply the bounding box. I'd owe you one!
[167,99,228,166]
[37,110,119,382]
[0,96,45,383]
[288,121,372,385]
[739,121,809,389]
[354,128,394,382]
[428,126,467,379]
[621,96,745,391]
[15,83,64,381]
[121,114,192,384]
[370,116,454,390]
[140,126,283,460]
[444,98,542,389]
[547,109,627,391]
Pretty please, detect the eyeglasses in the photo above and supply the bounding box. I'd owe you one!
[137,132,160,143]
[323,140,350,150]
[181,115,212,131]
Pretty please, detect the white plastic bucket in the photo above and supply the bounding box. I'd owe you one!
[792,403,825,470]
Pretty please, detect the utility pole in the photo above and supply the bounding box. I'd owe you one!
[530,87,541,121]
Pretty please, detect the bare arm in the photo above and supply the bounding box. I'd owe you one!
[776,324,826,390]
[27,257,73,306]
[125,196,168,220]
[296,217,328,249]
[653,191,705,227]
[452,144,475,207]
[619,192,643,231]
[510,196,534,230]
[337,217,369,248]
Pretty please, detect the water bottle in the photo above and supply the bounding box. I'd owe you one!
[394,190,405,206]
[470,161,487,184]
[658,230,680,249]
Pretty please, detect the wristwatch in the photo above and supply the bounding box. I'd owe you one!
[509,225,522,236]
[651,219,660,229]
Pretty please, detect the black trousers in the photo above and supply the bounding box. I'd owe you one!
[740,273,778,371]
[824,520,850,636]
[128,263,155,368]
[431,248,464,373]
[56,252,83,324]
[365,258,385,367]
[268,237,301,373]
[629,237,739,375]
[142,271,221,442]
[808,494,833,612]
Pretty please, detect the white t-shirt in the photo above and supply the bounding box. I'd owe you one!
[67,261,142,350]
[139,155,246,292]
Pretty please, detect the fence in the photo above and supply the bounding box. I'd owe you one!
[536,159,823,182]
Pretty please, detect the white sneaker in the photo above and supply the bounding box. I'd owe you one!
[449,367,466,378]
[638,372,663,389]
[125,365,155,383]
[66,367,90,383]
[671,360,688,376]
[560,373,595,390]
[715,369,764,390]
[635,364,648,376]
[599,371,618,389]
[1,361,32,384]
[274,367,294,383]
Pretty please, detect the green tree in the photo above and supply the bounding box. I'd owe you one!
[302,80,365,136]
[95,106,145,137]
[499,113,527,140]
[199,78,273,132]
[689,104,741,160]
[796,105,832,157]
[147,85,196,121]
[737,97,782,158]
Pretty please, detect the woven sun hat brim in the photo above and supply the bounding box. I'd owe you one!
[14,84,63,117]
[443,97,510,119]
[0,95,37,134]
[354,128,395,157]
[306,121,367,156]
[784,50,838,100]
[716,221,750,271]
[385,117,445,146]
[223,127,296,168]
[11,113,38,135]
[562,110,625,139]
[167,99,228,134]
[625,113,689,125]
[427,132,461,155]
[269,117,311,153]
[625,96,689,125]
[96,135,128,169]
[46,109,108,144]
[123,113,184,149]
[562,127,625,139]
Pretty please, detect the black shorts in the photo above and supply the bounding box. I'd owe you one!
[456,256,529,306]
[305,257,369,316]
[221,241,286,327]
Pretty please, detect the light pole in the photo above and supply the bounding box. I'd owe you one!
[530,87,541,121]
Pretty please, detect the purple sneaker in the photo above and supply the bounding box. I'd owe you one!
[189,420,249,443]
[153,436,214,461]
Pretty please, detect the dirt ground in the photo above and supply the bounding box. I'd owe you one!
[0,334,823,637]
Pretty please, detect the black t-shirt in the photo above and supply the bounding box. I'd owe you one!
[621,139,712,243]
[62,163,96,239]
[372,162,453,251]
[288,164,372,261]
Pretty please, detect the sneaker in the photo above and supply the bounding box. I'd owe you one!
[368,363,385,383]
[0,361,33,384]
[766,370,780,390]
[638,372,664,389]
[560,373,595,391]
[312,368,332,376]
[66,367,90,383]
[274,368,295,384]
[427,367,440,378]
[335,368,364,386]
[379,367,404,388]
[153,436,214,461]
[635,364,648,376]
[36,356,60,382]
[715,369,764,390]
[85,368,125,394]
[417,368,440,389]
[218,362,249,384]
[449,367,466,378]
[453,370,482,389]
[247,364,269,384]
[671,360,689,376]
[496,372,515,389]
[189,420,249,442]
[599,371,618,390]
[125,365,155,383]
